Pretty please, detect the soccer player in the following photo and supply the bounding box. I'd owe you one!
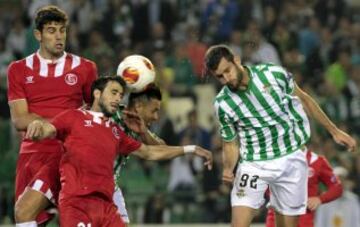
[266,148,343,227]
[203,44,356,227]
[25,76,213,227]
[7,5,97,227]
[112,85,165,225]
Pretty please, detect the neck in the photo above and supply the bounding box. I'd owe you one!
[91,104,101,113]
[237,66,250,90]
[38,48,63,61]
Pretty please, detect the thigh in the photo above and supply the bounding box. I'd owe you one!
[113,188,130,223]
[232,206,257,227]
[270,151,308,216]
[231,162,268,209]
[15,153,59,224]
[16,152,62,204]
[275,211,299,227]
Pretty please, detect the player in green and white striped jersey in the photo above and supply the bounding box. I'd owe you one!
[204,44,356,227]
[112,85,165,225]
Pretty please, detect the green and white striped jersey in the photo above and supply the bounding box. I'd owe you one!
[112,107,140,189]
[214,63,310,161]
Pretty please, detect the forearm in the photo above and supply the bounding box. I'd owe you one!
[134,145,185,160]
[222,141,239,171]
[319,183,343,203]
[11,113,43,131]
[300,93,338,135]
[140,129,166,145]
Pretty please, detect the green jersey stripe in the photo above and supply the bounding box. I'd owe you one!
[222,95,257,160]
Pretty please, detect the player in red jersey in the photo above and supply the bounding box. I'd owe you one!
[25,76,213,227]
[7,5,97,227]
[265,149,343,227]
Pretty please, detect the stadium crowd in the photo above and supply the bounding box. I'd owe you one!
[0,0,359,225]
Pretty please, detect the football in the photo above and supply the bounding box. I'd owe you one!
[117,55,156,93]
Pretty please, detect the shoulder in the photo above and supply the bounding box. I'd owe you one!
[215,87,231,104]
[8,58,26,73]
[67,53,97,70]
[59,108,85,119]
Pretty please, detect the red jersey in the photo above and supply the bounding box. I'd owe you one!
[51,109,142,202]
[266,150,343,227]
[7,52,97,154]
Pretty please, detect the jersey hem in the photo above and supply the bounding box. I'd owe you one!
[241,144,307,162]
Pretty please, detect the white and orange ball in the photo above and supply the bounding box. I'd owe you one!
[117,55,156,93]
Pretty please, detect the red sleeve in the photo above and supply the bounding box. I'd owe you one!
[318,156,343,203]
[83,61,98,105]
[50,109,74,141]
[118,129,142,155]
[7,61,26,101]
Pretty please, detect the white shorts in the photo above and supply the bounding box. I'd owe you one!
[113,188,130,223]
[231,148,308,216]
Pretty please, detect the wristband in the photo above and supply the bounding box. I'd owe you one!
[183,145,196,153]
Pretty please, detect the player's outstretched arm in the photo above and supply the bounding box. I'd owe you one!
[222,139,239,184]
[132,144,213,170]
[25,120,56,140]
[294,84,357,152]
[9,100,43,131]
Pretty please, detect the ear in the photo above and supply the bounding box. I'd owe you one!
[234,55,242,67]
[34,29,42,42]
[134,102,143,113]
[94,89,101,100]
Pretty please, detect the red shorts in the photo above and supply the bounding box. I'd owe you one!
[59,195,125,227]
[15,151,62,224]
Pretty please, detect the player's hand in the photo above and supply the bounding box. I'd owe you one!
[122,110,147,134]
[307,197,322,211]
[332,129,357,152]
[25,120,44,140]
[193,146,213,170]
[222,168,234,185]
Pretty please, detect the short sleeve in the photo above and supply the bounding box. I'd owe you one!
[268,65,295,95]
[83,61,98,105]
[215,101,236,141]
[118,129,142,155]
[51,109,74,141]
[7,61,26,102]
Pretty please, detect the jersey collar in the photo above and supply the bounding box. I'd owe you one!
[36,51,67,65]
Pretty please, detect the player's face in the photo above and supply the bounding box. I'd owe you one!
[213,57,247,92]
[99,81,124,117]
[35,21,66,59]
[137,98,161,126]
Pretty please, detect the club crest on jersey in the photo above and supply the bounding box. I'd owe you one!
[112,127,120,139]
[25,76,34,84]
[65,73,78,86]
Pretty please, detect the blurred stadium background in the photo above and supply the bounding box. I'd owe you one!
[0,0,359,226]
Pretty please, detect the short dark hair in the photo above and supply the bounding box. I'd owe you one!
[203,44,235,77]
[35,5,68,31]
[128,84,162,107]
[91,76,127,104]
